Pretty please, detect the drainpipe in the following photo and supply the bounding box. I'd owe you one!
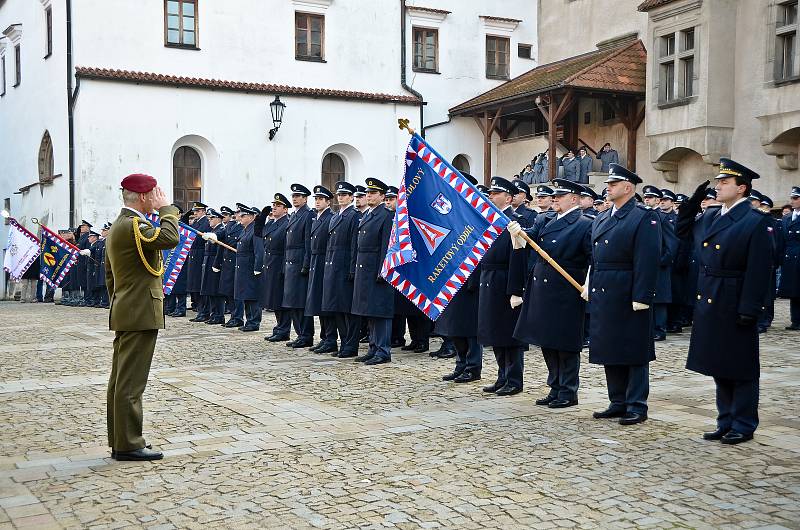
[400,0,425,137]
[66,0,78,228]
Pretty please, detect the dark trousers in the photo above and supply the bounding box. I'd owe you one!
[604,364,649,414]
[368,317,392,361]
[713,377,759,435]
[196,295,210,319]
[360,318,369,339]
[290,308,314,341]
[409,315,432,344]
[653,304,668,336]
[244,300,261,328]
[273,309,291,337]
[99,288,109,307]
[758,272,777,328]
[164,295,175,315]
[318,315,337,345]
[667,303,684,328]
[452,336,482,376]
[210,296,225,320]
[107,329,158,452]
[391,315,407,344]
[791,297,800,325]
[493,346,524,389]
[335,312,360,355]
[541,348,580,401]
[229,298,244,323]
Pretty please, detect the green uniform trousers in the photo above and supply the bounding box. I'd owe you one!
[107,329,158,451]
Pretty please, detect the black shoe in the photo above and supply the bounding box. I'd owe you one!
[266,334,289,342]
[720,431,753,445]
[702,427,730,441]
[653,334,666,342]
[495,385,522,396]
[189,316,205,322]
[454,371,480,383]
[224,320,243,328]
[399,341,417,351]
[337,351,357,358]
[309,342,325,352]
[483,382,502,393]
[111,443,152,459]
[205,318,224,325]
[785,324,800,330]
[593,407,626,419]
[290,339,313,348]
[358,335,370,344]
[758,326,768,334]
[113,447,163,461]
[619,412,647,425]
[316,344,338,354]
[364,356,390,366]
[548,398,578,409]
[171,312,187,318]
[442,371,462,382]
[413,341,430,353]
[286,340,298,347]
[240,325,259,332]
[666,326,682,333]
[582,339,590,349]
[535,395,557,406]
[355,354,375,363]
[436,348,456,359]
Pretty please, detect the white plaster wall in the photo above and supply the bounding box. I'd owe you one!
[73,80,418,222]
[425,116,487,180]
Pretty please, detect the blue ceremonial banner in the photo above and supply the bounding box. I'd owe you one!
[381,133,510,321]
[146,213,196,295]
[39,225,79,289]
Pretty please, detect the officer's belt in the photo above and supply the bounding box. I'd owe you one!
[539,259,586,269]
[702,266,742,278]
[593,262,632,271]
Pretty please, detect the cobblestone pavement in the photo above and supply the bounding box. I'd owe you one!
[1,300,798,529]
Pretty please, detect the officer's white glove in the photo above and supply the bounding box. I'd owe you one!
[211,267,220,273]
[580,266,591,301]
[632,302,649,311]
[510,295,523,309]
[254,270,261,276]
[202,232,218,242]
[79,249,91,256]
[507,221,527,250]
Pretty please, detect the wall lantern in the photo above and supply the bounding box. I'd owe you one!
[268,95,286,141]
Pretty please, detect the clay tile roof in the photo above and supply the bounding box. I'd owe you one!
[480,15,523,23]
[637,0,680,12]
[406,6,451,15]
[449,39,646,115]
[74,67,422,104]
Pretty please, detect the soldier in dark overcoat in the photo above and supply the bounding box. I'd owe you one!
[351,178,394,365]
[215,205,244,327]
[642,186,676,341]
[282,184,315,347]
[305,186,336,353]
[478,177,528,396]
[164,205,188,317]
[322,182,362,358]
[96,223,111,308]
[73,220,92,305]
[233,205,262,331]
[510,179,593,408]
[588,165,660,426]
[187,202,210,320]
[778,186,800,329]
[677,159,774,444]
[261,196,291,341]
[84,231,100,306]
[201,209,227,324]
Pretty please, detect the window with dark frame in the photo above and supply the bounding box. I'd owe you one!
[658,27,695,103]
[518,43,532,59]
[412,27,438,72]
[776,1,799,81]
[165,0,198,49]
[486,35,510,79]
[295,12,324,61]
[13,45,20,87]
[45,6,53,58]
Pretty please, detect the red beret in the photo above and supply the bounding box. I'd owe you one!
[121,173,157,193]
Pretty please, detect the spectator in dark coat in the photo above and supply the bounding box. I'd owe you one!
[597,142,619,173]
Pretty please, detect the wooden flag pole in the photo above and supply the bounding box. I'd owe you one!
[518,231,583,293]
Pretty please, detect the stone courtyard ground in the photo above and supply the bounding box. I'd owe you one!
[0,300,798,529]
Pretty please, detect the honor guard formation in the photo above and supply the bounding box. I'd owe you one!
[33,163,799,461]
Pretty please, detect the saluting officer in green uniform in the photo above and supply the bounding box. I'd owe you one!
[105,173,180,461]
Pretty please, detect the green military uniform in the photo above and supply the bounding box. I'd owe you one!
[105,205,179,452]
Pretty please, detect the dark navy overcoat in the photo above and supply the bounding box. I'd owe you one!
[321,205,360,313]
[351,205,394,319]
[305,208,334,316]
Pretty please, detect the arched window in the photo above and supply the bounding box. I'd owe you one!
[173,146,202,213]
[452,154,470,175]
[38,131,54,184]
[321,152,345,191]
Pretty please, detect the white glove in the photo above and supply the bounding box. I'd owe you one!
[254,270,261,276]
[632,302,649,311]
[507,221,527,250]
[580,266,591,302]
[211,267,220,273]
[510,295,523,309]
[79,249,91,256]
[202,232,218,242]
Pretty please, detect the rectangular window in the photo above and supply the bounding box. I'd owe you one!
[680,56,694,97]
[45,6,53,58]
[13,45,20,87]
[660,61,674,101]
[518,43,532,59]
[486,35,510,79]
[682,28,694,51]
[295,12,324,61]
[658,27,696,103]
[164,0,198,48]
[1,56,5,96]
[660,34,675,57]
[412,27,438,72]
[776,1,799,81]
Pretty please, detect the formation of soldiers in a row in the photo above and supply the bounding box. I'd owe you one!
[61,160,800,447]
